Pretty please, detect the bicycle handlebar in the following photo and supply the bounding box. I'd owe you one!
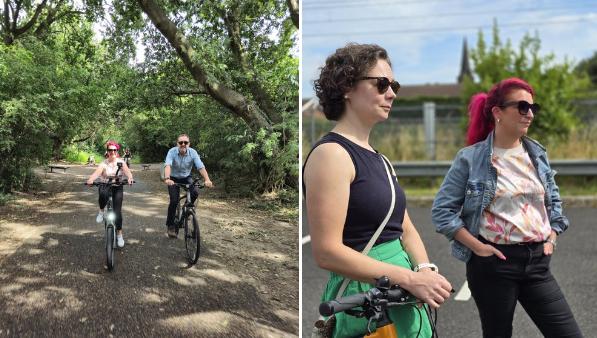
[319,285,409,317]
[173,178,205,189]
[84,180,135,187]
[319,292,371,317]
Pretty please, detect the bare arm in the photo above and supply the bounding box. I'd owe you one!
[305,144,451,308]
[86,165,104,185]
[164,165,174,186]
[198,167,213,188]
[122,162,134,184]
[400,210,431,268]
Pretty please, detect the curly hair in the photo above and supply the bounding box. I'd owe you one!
[314,43,391,120]
[466,77,534,145]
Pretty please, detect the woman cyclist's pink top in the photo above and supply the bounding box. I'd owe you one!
[99,159,125,181]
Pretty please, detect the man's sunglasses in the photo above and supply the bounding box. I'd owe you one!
[356,76,401,94]
[107,149,118,152]
[499,100,540,116]
[178,141,189,145]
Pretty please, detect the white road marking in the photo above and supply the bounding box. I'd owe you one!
[454,281,471,301]
[302,235,311,245]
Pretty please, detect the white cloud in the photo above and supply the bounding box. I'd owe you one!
[302,1,597,97]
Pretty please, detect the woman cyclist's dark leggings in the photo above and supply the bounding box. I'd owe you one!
[467,237,583,338]
[99,185,124,230]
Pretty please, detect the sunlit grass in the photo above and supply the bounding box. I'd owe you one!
[400,176,597,197]
[303,119,597,160]
[302,118,597,197]
[61,145,103,164]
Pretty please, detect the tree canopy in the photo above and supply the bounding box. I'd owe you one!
[0,0,298,197]
[463,22,590,145]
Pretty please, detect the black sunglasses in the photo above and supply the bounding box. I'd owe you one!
[356,76,401,94]
[107,149,118,152]
[499,100,540,116]
[178,141,189,145]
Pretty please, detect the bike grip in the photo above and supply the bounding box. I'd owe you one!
[319,293,367,316]
[386,288,408,302]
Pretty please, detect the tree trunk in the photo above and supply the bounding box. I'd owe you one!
[287,0,298,29]
[136,0,273,132]
[223,7,281,124]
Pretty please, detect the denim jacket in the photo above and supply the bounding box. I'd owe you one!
[431,132,569,262]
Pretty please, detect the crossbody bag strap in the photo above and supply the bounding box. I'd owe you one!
[334,154,396,299]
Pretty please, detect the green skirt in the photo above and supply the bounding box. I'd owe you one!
[321,239,432,338]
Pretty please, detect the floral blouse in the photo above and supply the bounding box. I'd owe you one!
[479,144,551,244]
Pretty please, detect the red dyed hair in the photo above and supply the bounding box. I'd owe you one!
[466,77,534,145]
[104,140,121,158]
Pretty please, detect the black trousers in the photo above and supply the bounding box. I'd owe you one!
[98,185,124,230]
[166,176,198,227]
[466,236,583,338]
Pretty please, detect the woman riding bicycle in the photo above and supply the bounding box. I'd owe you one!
[303,43,452,338]
[86,140,134,248]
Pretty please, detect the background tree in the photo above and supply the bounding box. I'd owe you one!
[463,22,590,145]
[118,0,298,193]
[0,0,99,45]
[0,17,124,192]
[0,0,298,199]
[575,51,597,89]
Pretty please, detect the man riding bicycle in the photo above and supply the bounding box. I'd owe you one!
[163,133,214,238]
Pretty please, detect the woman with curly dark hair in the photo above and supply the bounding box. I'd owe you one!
[303,43,452,338]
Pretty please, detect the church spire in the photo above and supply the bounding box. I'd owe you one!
[458,37,472,83]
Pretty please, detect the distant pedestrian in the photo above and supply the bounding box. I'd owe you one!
[432,77,582,338]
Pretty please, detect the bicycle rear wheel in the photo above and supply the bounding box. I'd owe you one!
[184,210,200,265]
[106,225,115,271]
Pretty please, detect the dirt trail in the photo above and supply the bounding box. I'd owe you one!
[0,164,298,337]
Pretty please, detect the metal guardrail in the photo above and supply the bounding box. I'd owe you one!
[393,160,597,177]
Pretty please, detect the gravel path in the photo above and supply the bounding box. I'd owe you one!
[0,164,298,337]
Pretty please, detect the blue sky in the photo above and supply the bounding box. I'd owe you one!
[301,0,597,98]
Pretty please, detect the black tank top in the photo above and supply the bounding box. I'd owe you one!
[303,132,406,251]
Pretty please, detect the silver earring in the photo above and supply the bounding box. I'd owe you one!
[497,118,501,123]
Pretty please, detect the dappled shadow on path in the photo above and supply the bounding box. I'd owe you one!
[0,165,298,337]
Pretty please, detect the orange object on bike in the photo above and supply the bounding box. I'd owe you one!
[364,324,398,338]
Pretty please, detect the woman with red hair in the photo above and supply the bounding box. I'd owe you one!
[432,78,582,337]
[86,140,134,248]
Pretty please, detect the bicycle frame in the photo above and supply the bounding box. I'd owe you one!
[174,179,204,227]
[104,191,116,245]
[171,178,204,265]
[87,172,134,271]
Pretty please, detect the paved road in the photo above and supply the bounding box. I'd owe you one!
[0,165,298,337]
[302,206,597,337]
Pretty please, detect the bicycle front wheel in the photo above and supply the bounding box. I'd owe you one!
[184,210,200,265]
[106,225,115,271]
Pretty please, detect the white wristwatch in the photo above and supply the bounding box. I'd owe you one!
[414,262,439,273]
